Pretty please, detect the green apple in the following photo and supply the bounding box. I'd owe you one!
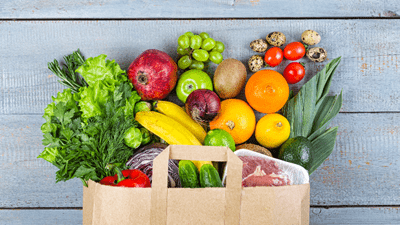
[176,69,213,103]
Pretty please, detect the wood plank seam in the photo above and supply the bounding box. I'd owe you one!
[1,17,400,21]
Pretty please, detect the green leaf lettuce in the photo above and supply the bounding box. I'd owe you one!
[75,54,126,86]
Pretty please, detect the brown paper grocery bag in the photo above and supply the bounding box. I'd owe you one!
[83,145,310,225]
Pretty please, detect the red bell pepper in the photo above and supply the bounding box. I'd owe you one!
[99,168,151,188]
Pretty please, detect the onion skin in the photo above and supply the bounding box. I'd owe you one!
[185,89,221,124]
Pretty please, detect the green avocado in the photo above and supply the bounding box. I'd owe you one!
[279,136,313,171]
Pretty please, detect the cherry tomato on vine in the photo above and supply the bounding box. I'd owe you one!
[264,47,283,67]
[283,62,305,84]
[283,42,306,60]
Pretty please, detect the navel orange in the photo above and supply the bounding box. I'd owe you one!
[245,70,289,114]
[209,99,256,144]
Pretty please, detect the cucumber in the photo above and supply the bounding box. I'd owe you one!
[199,164,223,188]
[179,160,200,188]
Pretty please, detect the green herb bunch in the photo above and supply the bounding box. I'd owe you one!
[38,50,151,186]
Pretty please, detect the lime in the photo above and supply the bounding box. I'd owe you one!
[204,129,236,152]
[278,136,313,171]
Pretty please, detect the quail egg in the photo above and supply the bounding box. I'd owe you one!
[301,30,321,45]
[248,55,264,72]
[266,32,286,47]
[306,47,327,62]
[250,39,268,53]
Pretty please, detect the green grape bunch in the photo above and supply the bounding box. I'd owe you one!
[177,31,225,70]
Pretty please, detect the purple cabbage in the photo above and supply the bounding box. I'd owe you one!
[126,143,181,188]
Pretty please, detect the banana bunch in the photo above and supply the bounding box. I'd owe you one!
[135,101,211,170]
[153,100,206,143]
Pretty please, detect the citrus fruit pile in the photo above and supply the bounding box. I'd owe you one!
[204,67,292,148]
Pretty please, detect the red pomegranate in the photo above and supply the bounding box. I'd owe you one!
[127,49,178,100]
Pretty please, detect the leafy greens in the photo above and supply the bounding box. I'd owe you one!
[38,51,144,186]
[282,57,343,174]
[47,49,87,93]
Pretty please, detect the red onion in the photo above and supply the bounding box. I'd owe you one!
[185,89,221,124]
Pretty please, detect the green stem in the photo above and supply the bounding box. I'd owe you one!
[114,167,126,184]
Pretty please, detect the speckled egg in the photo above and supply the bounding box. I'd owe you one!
[306,47,327,62]
[250,39,268,53]
[301,30,321,45]
[266,32,286,47]
[248,55,264,72]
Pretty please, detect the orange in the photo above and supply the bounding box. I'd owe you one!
[245,70,289,114]
[255,113,290,148]
[209,99,255,144]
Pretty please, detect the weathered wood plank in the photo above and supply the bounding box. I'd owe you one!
[0,20,399,115]
[310,113,400,206]
[1,207,399,224]
[0,113,399,207]
[0,0,400,19]
[310,207,400,224]
[0,209,82,225]
[0,115,82,207]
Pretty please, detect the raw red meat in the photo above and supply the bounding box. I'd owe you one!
[239,156,291,187]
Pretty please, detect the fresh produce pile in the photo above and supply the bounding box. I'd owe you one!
[38,29,342,189]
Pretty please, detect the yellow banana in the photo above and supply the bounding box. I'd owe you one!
[135,111,212,171]
[191,160,212,171]
[153,100,206,144]
[136,111,201,145]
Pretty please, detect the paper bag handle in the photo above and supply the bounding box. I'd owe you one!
[150,145,243,225]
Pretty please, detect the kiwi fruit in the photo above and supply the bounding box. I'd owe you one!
[213,58,247,99]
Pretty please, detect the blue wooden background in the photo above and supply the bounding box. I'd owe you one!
[1,1,400,224]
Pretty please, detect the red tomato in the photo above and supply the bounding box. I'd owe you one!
[283,42,306,60]
[283,62,305,84]
[264,47,283,67]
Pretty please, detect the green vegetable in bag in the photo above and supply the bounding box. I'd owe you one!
[179,160,200,188]
[199,164,223,188]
